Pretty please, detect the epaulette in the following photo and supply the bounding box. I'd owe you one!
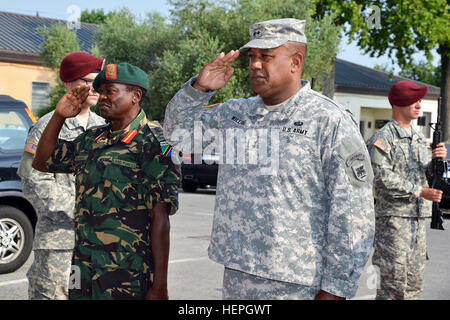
[147,120,173,157]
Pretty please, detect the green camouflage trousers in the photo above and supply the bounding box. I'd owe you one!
[27,249,73,300]
[222,267,320,300]
[372,216,427,300]
[69,245,153,300]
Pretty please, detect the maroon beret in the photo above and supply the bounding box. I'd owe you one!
[59,52,105,82]
[388,80,428,107]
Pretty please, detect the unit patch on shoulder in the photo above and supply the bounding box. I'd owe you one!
[24,141,37,155]
[373,139,388,152]
[352,163,368,182]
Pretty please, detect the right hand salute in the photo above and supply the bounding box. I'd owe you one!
[55,85,90,118]
[193,50,240,92]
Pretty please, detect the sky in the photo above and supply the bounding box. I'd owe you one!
[0,0,438,73]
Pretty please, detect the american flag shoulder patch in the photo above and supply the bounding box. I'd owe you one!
[374,139,388,152]
[24,141,38,155]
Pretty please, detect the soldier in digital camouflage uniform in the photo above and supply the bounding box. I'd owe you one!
[164,18,375,300]
[31,62,180,300]
[17,52,106,300]
[368,80,447,300]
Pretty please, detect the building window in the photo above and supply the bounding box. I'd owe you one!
[420,112,431,139]
[31,81,50,112]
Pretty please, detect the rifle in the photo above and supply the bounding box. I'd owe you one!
[430,97,445,230]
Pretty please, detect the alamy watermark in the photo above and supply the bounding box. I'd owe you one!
[69,265,81,290]
[169,121,281,176]
[66,5,81,30]
[367,5,382,30]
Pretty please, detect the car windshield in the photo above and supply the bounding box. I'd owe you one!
[0,111,28,152]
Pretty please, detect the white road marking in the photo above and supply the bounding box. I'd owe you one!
[0,258,210,287]
[0,278,28,287]
[169,257,209,264]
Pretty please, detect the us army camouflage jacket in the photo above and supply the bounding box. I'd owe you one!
[367,119,432,218]
[44,110,180,271]
[17,110,105,250]
[164,77,375,299]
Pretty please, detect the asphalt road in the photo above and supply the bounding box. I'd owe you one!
[0,189,449,300]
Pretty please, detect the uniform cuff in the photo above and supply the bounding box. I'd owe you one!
[321,275,358,299]
[182,76,216,102]
[412,186,423,201]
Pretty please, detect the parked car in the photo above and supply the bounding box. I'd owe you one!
[0,95,37,274]
[181,152,219,192]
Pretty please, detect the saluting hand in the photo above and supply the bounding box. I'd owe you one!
[55,85,90,119]
[193,50,240,92]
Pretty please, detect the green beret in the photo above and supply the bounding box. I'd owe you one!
[93,62,149,92]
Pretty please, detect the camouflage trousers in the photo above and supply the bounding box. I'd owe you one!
[372,216,427,300]
[69,245,153,300]
[27,249,73,300]
[222,267,320,300]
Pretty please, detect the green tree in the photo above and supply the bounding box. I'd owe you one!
[93,1,341,121]
[315,0,450,140]
[399,61,441,88]
[37,24,80,117]
[80,9,113,24]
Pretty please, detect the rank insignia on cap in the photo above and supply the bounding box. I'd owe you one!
[105,64,118,81]
[24,141,37,155]
[374,139,388,152]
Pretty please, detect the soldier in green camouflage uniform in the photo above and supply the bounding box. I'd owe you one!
[17,52,106,300]
[32,62,180,300]
[368,80,447,300]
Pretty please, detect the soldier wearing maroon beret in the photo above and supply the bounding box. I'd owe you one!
[17,52,106,300]
[31,62,180,300]
[367,80,447,299]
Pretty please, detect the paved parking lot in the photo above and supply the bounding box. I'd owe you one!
[1,190,449,300]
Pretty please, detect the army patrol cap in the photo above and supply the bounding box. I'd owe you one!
[240,18,307,51]
[93,62,149,92]
[388,80,428,107]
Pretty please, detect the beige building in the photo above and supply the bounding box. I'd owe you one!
[0,11,98,114]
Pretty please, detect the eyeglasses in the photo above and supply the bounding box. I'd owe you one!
[80,78,95,86]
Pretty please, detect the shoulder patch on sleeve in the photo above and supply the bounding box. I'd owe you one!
[373,139,388,152]
[147,120,174,157]
[338,138,374,187]
[24,141,38,155]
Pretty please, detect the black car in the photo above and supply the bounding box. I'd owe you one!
[181,153,219,192]
[0,95,37,274]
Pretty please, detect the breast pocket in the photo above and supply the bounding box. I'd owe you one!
[102,156,141,205]
[418,143,431,169]
[391,143,409,171]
